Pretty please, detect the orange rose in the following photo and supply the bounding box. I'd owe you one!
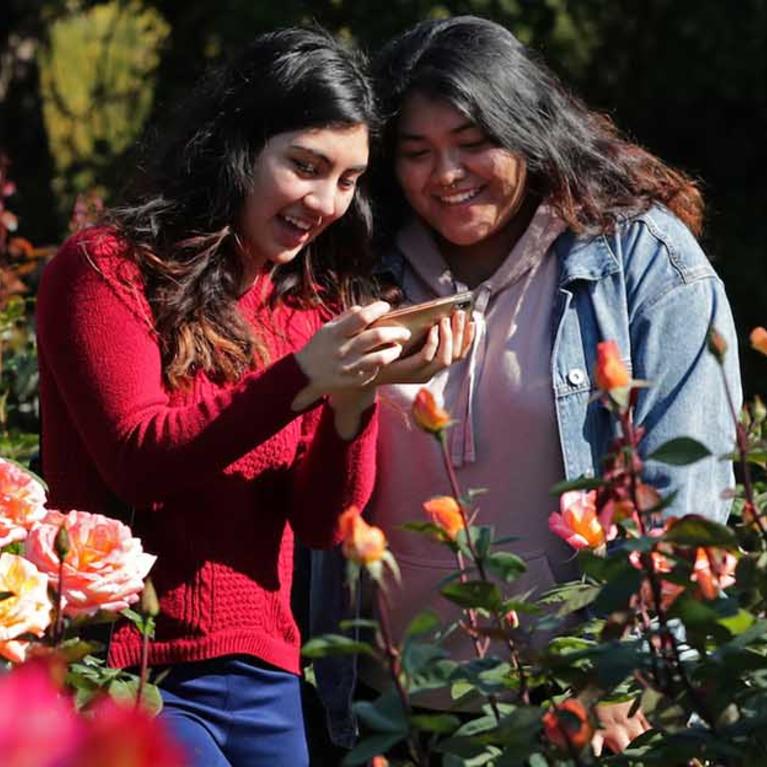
[542,698,594,752]
[0,457,47,547]
[0,553,52,663]
[691,546,737,600]
[412,388,450,434]
[750,327,767,357]
[339,506,387,565]
[423,496,465,540]
[594,340,631,392]
[548,491,606,550]
[25,510,156,618]
[371,757,389,767]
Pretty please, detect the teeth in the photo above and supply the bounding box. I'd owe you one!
[283,214,312,231]
[438,188,482,204]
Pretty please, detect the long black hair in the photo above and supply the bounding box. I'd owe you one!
[373,16,702,247]
[110,27,377,388]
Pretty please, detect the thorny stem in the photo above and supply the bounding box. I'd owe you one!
[718,364,767,539]
[375,587,428,767]
[438,433,530,707]
[136,629,150,710]
[53,554,65,645]
[617,406,717,729]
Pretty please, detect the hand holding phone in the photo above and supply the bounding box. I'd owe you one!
[370,291,474,355]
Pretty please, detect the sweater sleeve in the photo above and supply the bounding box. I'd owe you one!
[289,401,378,549]
[36,233,313,505]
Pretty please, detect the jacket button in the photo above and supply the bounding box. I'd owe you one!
[567,368,586,386]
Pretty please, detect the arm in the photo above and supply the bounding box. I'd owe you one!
[631,275,741,523]
[37,238,315,505]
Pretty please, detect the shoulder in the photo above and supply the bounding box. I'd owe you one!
[39,227,151,324]
[604,206,717,289]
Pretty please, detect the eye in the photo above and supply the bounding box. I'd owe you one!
[459,138,489,151]
[397,147,430,160]
[338,175,359,191]
[293,158,318,175]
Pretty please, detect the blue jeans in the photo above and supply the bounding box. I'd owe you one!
[159,655,309,767]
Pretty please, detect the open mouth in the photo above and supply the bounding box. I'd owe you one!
[435,186,484,205]
[280,213,315,233]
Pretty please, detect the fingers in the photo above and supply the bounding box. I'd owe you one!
[333,301,391,337]
[342,324,412,358]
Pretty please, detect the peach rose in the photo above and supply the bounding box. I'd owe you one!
[594,340,631,392]
[0,457,47,547]
[542,698,594,752]
[412,388,450,434]
[750,326,767,357]
[0,552,52,662]
[549,491,606,550]
[25,510,156,618]
[339,506,387,566]
[423,496,465,540]
[691,546,737,600]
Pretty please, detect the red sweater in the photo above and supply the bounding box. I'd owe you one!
[36,229,377,674]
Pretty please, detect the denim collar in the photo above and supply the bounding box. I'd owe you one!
[554,229,621,287]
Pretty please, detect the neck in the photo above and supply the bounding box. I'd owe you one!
[436,195,540,288]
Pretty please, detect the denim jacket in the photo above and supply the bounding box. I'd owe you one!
[306,206,742,746]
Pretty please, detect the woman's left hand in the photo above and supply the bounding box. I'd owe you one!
[592,700,651,755]
[373,309,475,386]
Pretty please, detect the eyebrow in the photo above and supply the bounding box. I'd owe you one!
[397,122,479,141]
[288,144,367,173]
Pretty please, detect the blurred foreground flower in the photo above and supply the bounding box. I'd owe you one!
[0,458,47,547]
[423,496,464,540]
[74,697,186,767]
[542,698,594,752]
[26,510,156,617]
[548,491,606,551]
[0,552,52,662]
[339,506,387,565]
[594,340,630,392]
[0,659,80,767]
[412,388,450,435]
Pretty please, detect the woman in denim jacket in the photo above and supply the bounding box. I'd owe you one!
[306,15,741,758]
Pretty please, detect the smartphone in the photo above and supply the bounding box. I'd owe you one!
[370,291,474,355]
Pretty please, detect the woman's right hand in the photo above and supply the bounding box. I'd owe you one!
[292,301,411,411]
[373,309,474,386]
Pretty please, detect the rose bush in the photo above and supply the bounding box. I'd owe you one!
[306,329,767,766]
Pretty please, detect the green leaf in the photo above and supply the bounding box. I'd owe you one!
[410,713,461,734]
[354,691,408,734]
[663,515,738,548]
[550,476,605,495]
[441,580,502,611]
[404,610,440,638]
[301,634,375,659]
[717,608,755,636]
[594,568,643,613]
[485,552,526,582]
[648,437,712,465]
[338,618,379,632]
[402,640,446,676]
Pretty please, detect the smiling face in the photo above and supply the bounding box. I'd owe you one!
[238,123,369,272]
[394,93,527,248]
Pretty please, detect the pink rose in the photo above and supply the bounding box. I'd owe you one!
[0,457,47,547]
[70,697,186,767]
[26,510,156,618]
[548,490,606,550]
[0,552,52,662]
[0,660,81,767]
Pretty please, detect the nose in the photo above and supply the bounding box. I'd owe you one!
[433,149,465,187]
[303,181,337,218]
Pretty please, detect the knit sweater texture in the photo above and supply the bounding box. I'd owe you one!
[36,229,377,674]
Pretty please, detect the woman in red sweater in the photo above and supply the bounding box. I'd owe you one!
[36,27,411,766]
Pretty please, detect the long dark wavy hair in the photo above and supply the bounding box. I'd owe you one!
[109,27,377,389]
[372,15,703,247]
